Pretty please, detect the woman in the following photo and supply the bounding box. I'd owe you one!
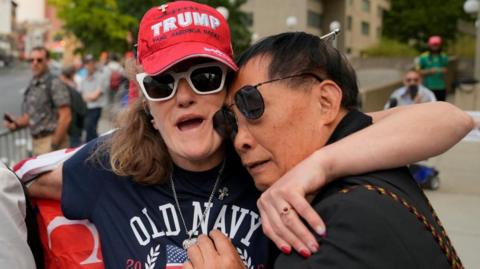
[29,2,472,268]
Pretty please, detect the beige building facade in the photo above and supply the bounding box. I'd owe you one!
[241,0,390,56]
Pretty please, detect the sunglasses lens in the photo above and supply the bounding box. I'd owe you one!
[29,58,44,63]
[235,86,264,120]
[190,66,224,92]
[213,107,238,140]
[142,74,175,99]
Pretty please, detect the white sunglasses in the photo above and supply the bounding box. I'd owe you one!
[136,62,228,102]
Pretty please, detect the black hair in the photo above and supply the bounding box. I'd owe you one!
[31,46,50,59]
[234,32,358,109]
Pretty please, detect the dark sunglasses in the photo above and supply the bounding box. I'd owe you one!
[28,58,45,64]
[406,78,419,83]
[213,73,322,140]
[136,63,227,101]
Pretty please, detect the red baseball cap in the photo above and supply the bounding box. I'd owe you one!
[428,36,442,46]
[137,1,237,75]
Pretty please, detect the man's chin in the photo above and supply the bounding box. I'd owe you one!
[253,176,274,192]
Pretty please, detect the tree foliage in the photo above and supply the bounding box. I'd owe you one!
[49,0,137,56]
[51,0,252,56]
[383,0,471,50]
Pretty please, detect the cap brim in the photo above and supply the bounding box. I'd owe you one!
[142,42,238,75]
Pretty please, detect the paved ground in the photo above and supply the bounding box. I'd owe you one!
[423,137,480,268]
[426,191,480,268]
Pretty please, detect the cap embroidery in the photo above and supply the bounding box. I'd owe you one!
[151,12,221,37]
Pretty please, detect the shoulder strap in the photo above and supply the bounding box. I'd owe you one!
[339,184,464,269]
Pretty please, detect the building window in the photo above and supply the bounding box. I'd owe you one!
[307,10,322,29]
[361,21,370,36]
[347,16,352,31]
[362,0,370,12]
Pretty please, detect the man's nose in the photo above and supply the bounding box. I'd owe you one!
[175,79,196,107]
[233,119,255,154]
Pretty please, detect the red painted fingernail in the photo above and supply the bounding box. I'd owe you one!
[299,249,311,258]
[280,246,291,255]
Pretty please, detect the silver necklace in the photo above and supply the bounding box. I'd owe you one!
[170,160,226,250]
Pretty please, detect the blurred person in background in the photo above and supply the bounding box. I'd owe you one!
[59,66,87,147]
[78,54,106,142]
[0,161,38,268]
[3,46,71,154]
[416,36,449,101]
[385,69,436,109]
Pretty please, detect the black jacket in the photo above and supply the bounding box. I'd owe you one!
[275,110,456,269]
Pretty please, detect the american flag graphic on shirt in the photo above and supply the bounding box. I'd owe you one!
[166,244,187,269]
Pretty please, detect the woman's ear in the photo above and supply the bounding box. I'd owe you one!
[311,80,342,124]
[143,101,158,130]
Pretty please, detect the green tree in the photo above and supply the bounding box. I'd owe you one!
[50,0,137,56]
[53,0,252,56]
[383,0,470,50]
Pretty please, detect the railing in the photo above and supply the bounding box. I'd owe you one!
[0,127,32,168]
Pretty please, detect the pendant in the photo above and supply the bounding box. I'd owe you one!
[218,187,229,200]
[182,237,198,250]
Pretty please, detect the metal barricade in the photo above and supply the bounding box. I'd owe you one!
[0,127,32,167]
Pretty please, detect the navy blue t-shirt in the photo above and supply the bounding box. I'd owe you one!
[61,136,271,269]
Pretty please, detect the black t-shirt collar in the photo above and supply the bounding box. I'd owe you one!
[326,109,373,145]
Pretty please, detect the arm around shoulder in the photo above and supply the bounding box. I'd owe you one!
[28,164,63,200]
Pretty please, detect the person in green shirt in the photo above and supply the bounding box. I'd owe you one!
[416,36,449,101]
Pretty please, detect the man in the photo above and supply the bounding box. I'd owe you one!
[207,32,464,268]
[4,46,71,155]
[78,54,107,142]
[416,36,449,101]
[385,69,436,109]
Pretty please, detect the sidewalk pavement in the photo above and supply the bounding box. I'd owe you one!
[424,138,480,268]
[426,191,480,268]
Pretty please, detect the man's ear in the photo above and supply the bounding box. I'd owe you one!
[312,80,342,124]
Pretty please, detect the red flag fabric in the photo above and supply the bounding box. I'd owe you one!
[35,199,104,269]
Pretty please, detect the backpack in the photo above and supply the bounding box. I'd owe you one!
[45,75,87,134]
[67,85,87,132]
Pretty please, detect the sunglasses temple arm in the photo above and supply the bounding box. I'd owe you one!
[320,29,340,41]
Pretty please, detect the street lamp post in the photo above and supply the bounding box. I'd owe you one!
[464,0,480,80]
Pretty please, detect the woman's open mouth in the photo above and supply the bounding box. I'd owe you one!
[176,117,205,131]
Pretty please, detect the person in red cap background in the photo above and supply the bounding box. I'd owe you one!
[416,35,449,101]
[26,1,473,268]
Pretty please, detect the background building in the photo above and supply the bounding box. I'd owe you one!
[241,0,390,56]
[0,0,18,65]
